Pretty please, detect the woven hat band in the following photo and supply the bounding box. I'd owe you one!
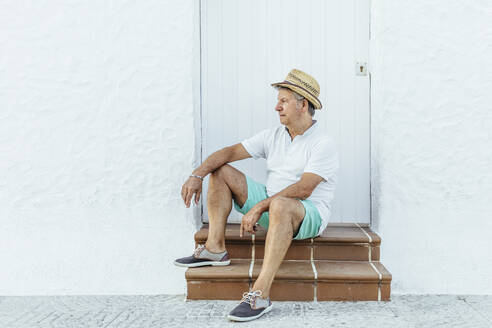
[280,80,320,104]
[287,72,319,97]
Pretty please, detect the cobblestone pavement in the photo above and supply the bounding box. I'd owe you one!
[0,294,490,328]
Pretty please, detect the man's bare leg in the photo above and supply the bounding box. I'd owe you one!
[251,196,305,298]
[205,164,248,254]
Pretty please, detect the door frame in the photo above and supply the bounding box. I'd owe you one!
[192,0,373,227]
[192,0,203,228]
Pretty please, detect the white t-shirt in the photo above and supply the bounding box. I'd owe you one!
[241,120,339,236]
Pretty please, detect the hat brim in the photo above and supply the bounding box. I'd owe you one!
[271,81,322,109]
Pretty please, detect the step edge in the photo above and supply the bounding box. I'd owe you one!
[194,238,381,246]
[187,277,391,283]
[195,226,383,244]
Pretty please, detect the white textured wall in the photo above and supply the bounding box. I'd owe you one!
[0,1,198,295]
[370,1,492,294]
[2,0,491,297]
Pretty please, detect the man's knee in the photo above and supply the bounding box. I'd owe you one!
[269,197,304,227]
[270,197,289,212]
[209,164,248,206]
[269,197,294,223]
[210,164,231,181]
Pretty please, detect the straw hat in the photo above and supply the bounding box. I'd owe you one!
[271,69,322,109]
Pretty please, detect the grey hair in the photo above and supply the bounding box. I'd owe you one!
[275,86,315,117]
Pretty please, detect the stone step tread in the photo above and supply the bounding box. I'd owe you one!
[195,223,381,245]
[186,259,392,282]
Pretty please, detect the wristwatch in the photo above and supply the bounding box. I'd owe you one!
[190,174,204,181]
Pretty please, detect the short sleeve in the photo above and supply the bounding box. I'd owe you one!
[304,137,339,182]
[241,128,270,160]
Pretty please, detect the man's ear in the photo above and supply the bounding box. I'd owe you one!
[303,99,309,112]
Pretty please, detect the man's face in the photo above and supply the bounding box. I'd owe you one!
[275,88,303,125]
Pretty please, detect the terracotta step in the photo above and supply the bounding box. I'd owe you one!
[186,259,392,301]
[195,223,381,261]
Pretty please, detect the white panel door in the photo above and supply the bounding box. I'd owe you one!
[200,0,370,224]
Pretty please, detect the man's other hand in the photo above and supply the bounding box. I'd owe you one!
[181,176,202,208]
[240,208,262,237]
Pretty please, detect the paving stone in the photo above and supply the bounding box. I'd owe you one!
[0,294,490,328]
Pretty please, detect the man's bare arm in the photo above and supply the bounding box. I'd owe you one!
[192,143,251,178]
[254,172,324,213]
[181,143,251,207]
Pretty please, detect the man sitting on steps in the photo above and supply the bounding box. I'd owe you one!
[175,69,339,322]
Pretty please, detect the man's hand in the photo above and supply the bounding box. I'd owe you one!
[240,207,264,237]
[181,176,202,208]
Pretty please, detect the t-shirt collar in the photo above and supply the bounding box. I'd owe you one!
[284,120,318,138]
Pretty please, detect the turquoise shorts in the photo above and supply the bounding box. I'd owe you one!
[233,176,322,240]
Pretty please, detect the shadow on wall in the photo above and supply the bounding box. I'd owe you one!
[370,153,382,233]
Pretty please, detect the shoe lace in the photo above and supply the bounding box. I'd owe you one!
[193,244,206,257]
[241,290,263,306]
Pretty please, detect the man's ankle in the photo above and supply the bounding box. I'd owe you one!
[250,288,269,299]
[205,244,226,253]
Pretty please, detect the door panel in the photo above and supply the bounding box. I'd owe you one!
[200,0,370,223]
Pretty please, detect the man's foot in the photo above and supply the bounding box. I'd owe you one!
[174,244,230,267]
[227,290,273,322]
